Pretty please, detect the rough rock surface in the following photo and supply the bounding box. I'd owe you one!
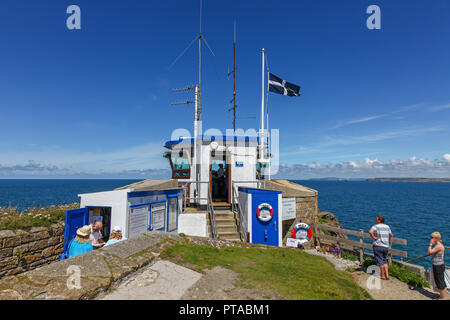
[0,231,182,300]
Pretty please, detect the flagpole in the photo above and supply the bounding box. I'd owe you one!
[260,48,265,167]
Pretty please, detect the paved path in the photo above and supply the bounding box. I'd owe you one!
[354,272,447,300]
[101,260,202,300]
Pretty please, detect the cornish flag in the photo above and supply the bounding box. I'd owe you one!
[268,73,301,97]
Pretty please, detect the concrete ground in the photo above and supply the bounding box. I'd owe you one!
[354,271,448,300]
[100,260,202,300]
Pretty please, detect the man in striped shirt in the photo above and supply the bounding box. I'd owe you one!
[369,215,394,280]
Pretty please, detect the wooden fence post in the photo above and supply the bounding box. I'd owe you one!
[314,220,321,249]
[388,242,393,264]
[359,229,364,264]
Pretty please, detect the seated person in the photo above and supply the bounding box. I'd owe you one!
[68,225,94,258]
[104,226,127,247]
[90,221,105,248]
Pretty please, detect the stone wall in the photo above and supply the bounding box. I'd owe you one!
[264,180,319,248]
[0,231,182,300]
[0,222,65,278]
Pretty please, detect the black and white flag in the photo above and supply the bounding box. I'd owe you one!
[268,73,301,97]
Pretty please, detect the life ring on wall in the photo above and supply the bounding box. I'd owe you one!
[291,222,312,244]
[256,203,274,222]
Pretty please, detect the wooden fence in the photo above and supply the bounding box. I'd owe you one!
[315,223,408,264]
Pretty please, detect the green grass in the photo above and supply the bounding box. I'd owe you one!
[318,217,328,224]
[0,203,77,231]
[341,250,359,262]
[161,242,372,300]
[388,263,430,288]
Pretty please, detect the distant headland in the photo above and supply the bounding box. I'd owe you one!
[304,177,450,182]
[366,178,450,183]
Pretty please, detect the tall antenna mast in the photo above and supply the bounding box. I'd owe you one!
[227,20,237,133]
[197,0,202,123]
[232,20,236,133]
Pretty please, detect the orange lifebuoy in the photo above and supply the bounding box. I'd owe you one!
[256,203,274,222]
[291,222,312,243]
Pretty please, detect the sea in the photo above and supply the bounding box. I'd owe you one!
[0,179,448,269]
[293,180,449,269]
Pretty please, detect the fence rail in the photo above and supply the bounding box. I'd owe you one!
[316,223,408,263]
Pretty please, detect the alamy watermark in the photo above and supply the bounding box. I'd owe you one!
[169,123,280,174]
[66,265,82,290]
[365,265,382,290]
[66,5,380,31]
[66,5,81,30]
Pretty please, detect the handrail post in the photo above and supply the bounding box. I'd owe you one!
[388,241,393,265]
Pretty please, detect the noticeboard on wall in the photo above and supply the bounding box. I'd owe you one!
[129,205,150,238]
[282,198,296,221]
[151,202,166,230]
[168,197,178,231]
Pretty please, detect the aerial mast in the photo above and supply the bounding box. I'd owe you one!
[232,20,236,133]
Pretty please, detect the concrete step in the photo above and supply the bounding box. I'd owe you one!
[218,231,241,241]
[217,225,238,233]
[214,212,235,219]
[215,221,236,227]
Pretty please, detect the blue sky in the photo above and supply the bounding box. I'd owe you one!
[0,0,449,178]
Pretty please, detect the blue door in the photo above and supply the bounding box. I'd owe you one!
[251,192,279,246]
[60,208,89,260]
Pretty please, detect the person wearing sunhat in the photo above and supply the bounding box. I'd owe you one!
[68,225,94,258]
[104,226,126,247]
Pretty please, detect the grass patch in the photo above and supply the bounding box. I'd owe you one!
[318,217,328,224]
[341,250,359,262]
[388,264,430,288]
[0,203,77,231]
[363,256,429,288]
[161,242,372,300]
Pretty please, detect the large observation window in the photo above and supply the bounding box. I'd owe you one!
[164,149,191,179]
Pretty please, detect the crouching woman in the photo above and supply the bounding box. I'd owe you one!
[68,225,94,258]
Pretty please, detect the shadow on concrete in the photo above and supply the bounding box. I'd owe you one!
[411,286,439,299]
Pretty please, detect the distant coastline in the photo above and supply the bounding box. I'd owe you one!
[366,178,450,183]
[305,177,450,183]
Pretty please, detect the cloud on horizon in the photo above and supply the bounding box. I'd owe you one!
[0,161,171,179]
[274,154,450,179]
[2,154,450,179]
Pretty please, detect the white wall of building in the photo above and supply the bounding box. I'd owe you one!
[79,189,130,238]
[178,213,208,237]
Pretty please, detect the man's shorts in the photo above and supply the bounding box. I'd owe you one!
[373,245,389,266]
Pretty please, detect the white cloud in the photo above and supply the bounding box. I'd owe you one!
[282,126,444,157]
[274,154,450,179]
[332,104,423,129]
[443,154,450,163]
[429,103,450,112]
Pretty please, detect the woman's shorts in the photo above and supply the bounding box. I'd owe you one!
[373,245,389,266]
[433,264,447,290]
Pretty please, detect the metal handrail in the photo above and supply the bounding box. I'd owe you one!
[231,183,247,242]
[179,179,267,240]
[207,185,218,239]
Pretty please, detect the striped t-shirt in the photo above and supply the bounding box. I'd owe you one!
[370,223,392,248]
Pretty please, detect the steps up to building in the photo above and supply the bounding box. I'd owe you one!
[212,209,241,242]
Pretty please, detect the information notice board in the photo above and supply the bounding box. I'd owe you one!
[129,205,149,238]
[168,198,178,231]
[282,198,296,221]
[151,202,166,230]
